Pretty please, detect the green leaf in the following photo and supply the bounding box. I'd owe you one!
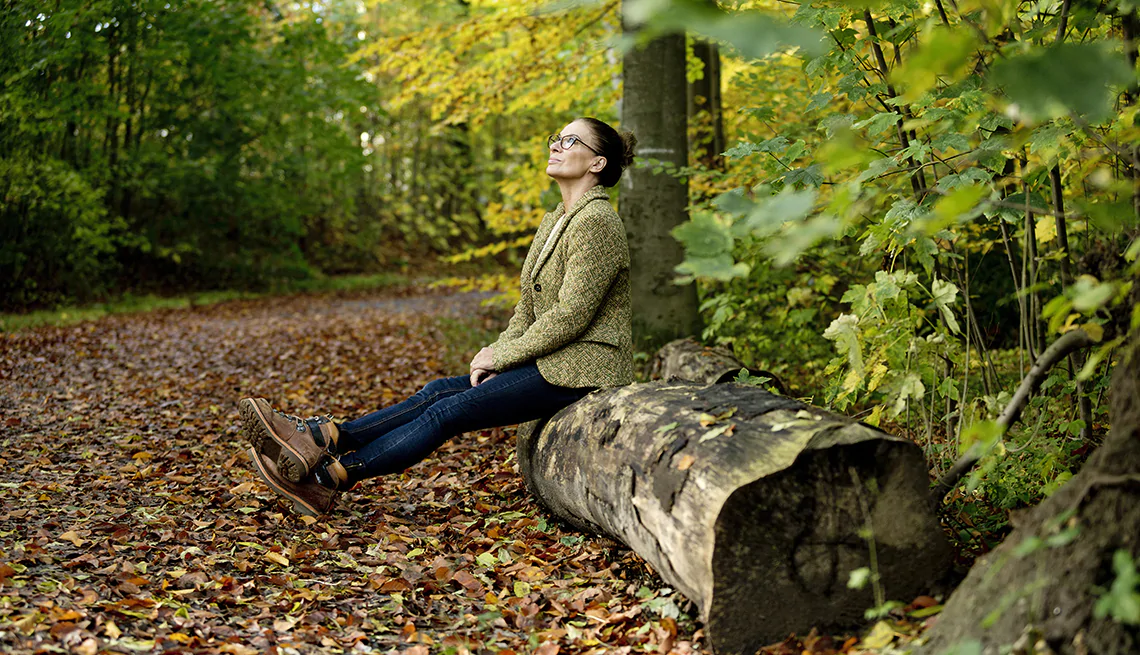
[990,43,1134,123]
[931,278,962,335]
[923,184,988,234]
[823,313,864,376]
[626,0,826,59]
[675,254,751,281]
[853,111,901,137]
[1069,276,1116,312]
[672,213,734,258]
[847,567,871,589]
[892,27,977,103]
[739,187,818,236]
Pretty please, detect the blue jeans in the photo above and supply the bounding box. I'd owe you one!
[335,363,593,482]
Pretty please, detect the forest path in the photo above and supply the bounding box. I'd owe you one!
[0,286,723,654]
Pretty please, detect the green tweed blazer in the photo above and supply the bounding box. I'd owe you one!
[491,184,633,389]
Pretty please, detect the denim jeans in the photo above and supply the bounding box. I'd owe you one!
[335,363,593,481]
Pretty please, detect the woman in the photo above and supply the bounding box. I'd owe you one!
[240,117,637,517]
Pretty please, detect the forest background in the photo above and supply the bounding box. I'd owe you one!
[3,0,1140,561]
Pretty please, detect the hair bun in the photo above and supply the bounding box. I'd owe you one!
[619,130,637,169]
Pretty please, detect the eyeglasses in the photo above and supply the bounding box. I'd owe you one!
[547,133,601,155]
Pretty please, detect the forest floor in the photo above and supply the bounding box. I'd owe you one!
[0,284,931,654]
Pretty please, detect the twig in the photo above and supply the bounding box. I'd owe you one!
[930,328,1096,505]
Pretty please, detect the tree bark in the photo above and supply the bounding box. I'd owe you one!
[650,336,788,394]
[620,3,701,350]
[688,37,725,172]
[916,333,1140,655]
[517,382,951,654]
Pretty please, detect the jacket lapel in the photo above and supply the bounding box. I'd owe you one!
[523,208,560,279]
[530,186,610,281]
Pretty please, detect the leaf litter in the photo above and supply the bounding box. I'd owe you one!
[0,285,925,654]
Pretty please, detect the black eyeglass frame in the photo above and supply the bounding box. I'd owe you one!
[547,133,602,155]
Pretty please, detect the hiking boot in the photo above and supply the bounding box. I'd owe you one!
[313,455,352,491]
[247,447,337,517]
[239,398,340,483]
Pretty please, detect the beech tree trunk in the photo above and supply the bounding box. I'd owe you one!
[916,334,1140,655]
[620,3,701,350]
[517,382,951,654]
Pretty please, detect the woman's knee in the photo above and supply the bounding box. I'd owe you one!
[420,395,471,432]
[418,375,470,402]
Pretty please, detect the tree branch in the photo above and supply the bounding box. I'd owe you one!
[930,328,1097,505]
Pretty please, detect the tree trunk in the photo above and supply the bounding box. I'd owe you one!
[688,38,725,172]
[517,382,951,654]
[916,333,1140,655]
[620,3,701,350]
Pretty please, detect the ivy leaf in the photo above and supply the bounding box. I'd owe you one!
[990,43,1134,123]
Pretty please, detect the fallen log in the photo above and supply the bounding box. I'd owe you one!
[649,336,789,394]
[517,382,951,654]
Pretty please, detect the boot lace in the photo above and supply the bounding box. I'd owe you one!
[272,409,334,433]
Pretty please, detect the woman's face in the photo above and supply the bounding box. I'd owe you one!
[546,120,605,182]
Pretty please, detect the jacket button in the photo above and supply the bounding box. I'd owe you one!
[534,283,542,292]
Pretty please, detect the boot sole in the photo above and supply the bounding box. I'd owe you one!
[240,399,309,483]
[247,447,328,517]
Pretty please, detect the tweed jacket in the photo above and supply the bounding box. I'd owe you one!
[491,185,633,389]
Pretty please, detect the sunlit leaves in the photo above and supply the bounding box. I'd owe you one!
[890,28,978,104]
[625,0,826,59]
[991,43,1134,123]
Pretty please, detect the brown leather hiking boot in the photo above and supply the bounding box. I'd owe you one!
[246,447,337,517]
[239,398,340,483]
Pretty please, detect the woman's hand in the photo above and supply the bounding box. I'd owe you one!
[470,368,498,387]
[470,346,495,373]
[469,346,497,387]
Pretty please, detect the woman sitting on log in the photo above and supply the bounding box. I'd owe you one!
[239,117,637,517]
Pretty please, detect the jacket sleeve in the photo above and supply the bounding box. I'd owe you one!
[491,209,625,372]
[492,230,543,346]
[495,283,535,345]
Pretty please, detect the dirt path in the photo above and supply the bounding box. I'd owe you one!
[0,287,711,654]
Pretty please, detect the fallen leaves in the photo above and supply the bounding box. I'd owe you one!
[0,287,713,654]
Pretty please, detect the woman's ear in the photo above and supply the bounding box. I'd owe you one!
[591,157,606,173]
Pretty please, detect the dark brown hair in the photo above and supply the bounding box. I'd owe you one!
[578,117,637,188]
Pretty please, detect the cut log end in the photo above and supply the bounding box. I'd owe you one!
[707,433,951,653]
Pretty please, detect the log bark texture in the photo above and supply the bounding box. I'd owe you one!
[517,382,951,654]
[650,337,788,393]
[916,334,1140,655]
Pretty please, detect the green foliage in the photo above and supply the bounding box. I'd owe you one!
[1094,550,1140,625]
[0,156,122,309]
[642,0,1135,527]
[1,0,524,311]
